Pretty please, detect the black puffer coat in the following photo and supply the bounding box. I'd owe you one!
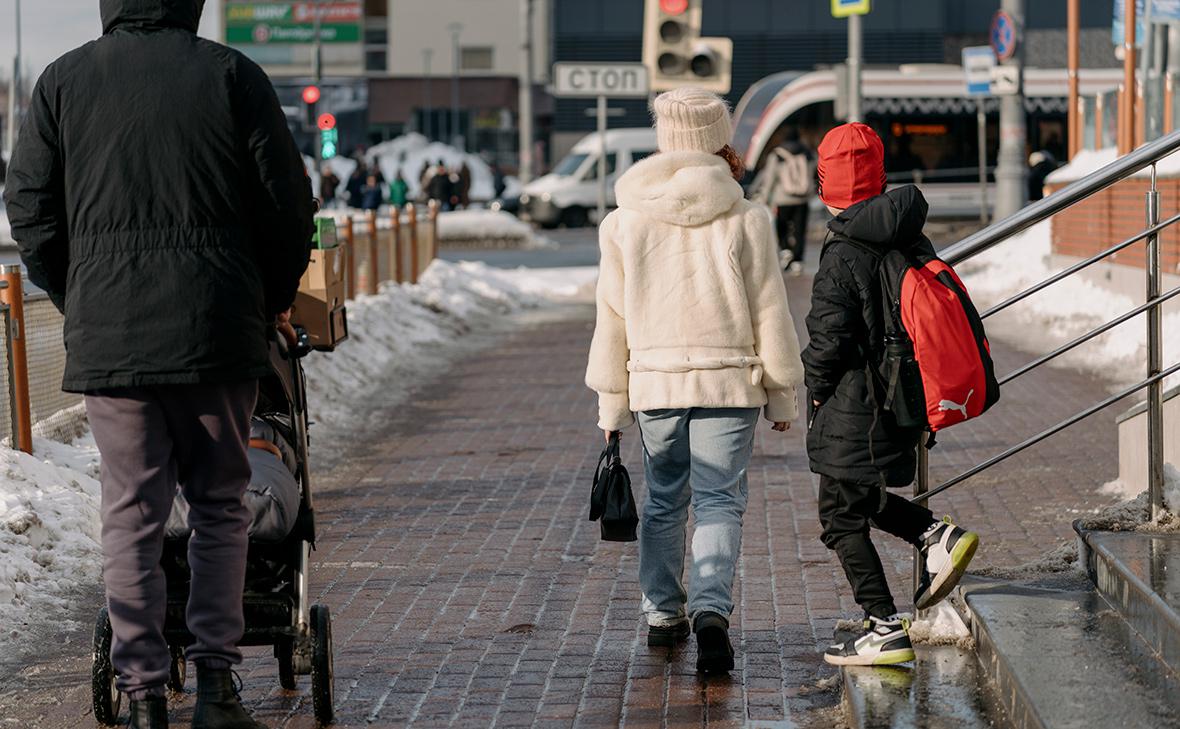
[3,0,314,393]
[803,186,932,486]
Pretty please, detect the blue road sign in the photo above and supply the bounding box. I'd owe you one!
[990,10,1017,61]
[962,46,996,96]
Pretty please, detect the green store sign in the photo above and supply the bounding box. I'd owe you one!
[225,2,362,45]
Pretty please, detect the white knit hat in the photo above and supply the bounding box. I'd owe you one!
[652,87,733,154]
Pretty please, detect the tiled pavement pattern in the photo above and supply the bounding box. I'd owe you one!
[0,276,1122,728]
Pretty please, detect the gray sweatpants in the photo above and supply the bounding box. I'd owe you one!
[86,381,257,700]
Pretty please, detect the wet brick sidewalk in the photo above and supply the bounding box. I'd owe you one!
[0,274,1122,728]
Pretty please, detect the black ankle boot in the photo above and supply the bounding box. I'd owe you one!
[694,611,735,675]
[192,663,267,729]
[126,695,168,728]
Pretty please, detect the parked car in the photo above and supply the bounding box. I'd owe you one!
[520,128,658,228]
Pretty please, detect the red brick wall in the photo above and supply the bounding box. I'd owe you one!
[1048,179,1180,271]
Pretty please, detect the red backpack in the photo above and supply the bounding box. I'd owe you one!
[877,249,1000,433]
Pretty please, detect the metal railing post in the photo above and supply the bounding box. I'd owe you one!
[390,205,402,284]
[913,436,930,597]
[406,203,418,284]
[0,267,32,454]
[366,209,379,295]
[1147,164,1166,520]
[428,198,441,274]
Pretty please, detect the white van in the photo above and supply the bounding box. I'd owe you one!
[520,128,658,228]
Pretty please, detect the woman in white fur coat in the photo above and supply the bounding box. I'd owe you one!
[585,87,804,674]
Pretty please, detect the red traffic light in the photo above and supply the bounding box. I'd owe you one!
[317,113,337,131]
[302,85,321,105]
[660,0,688,14]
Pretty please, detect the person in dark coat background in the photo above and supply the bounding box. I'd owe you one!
[3,0,315,726]
[360,174,384,211]
[803,123,977,668]
[1027,150,1059,202]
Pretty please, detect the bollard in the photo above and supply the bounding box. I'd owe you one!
[429,198,441,264]
[0,266,32,455]
[366,209,379,295]
[341,215,356,301]
[390,206,402,284]
[407,203,418,284]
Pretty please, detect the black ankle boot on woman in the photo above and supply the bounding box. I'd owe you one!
[192,662,268,729]
[126,695,168,728]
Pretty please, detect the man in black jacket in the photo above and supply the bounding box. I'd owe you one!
[803,123,977,668]
[3,1,314,726]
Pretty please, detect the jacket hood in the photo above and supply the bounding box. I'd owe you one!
[827,184,929,250]
[101,0,204,34]
[615,152,744,227]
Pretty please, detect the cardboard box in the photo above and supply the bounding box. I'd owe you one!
[292,287,348,352]
[300,246,346,293]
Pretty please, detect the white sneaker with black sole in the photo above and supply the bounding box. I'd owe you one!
[913,517,980,611]
[824,614,915,666]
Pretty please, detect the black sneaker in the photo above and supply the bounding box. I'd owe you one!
[824,615,915,667]
[647,621,690,647]
[694,611,735,674]
[127,695,168,729]
[913,517,980,611]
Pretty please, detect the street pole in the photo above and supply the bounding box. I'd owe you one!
[1067,0,1079,158]
[994,0,1027,220]
[313,0,323,166]
[978,100,988,224]
[517,0,535,184]
[422,49,433,140]
[5,0,21,159]
[449,23,463,149]
[847,12,863,123]
[1122,0,1137,153]
[597,95,607,225]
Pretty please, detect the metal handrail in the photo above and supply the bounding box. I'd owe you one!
[911,130,1180,536]
[942,129,1180,266]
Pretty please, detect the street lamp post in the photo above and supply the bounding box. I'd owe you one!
[448,22,463,149]
[422,49,434,140]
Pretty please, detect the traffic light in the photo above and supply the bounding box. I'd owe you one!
[643,0,733,94]
[318,113,338,160]
[302,85,321,128]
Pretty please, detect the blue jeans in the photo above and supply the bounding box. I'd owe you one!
[636,407,760,627]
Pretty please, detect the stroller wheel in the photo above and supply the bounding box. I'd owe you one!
[167,645,187,692]
[310,604,335,725]
[92,607,122,726]
[276,638,297,690]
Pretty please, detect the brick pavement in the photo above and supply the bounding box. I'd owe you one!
[0,274,1123,728]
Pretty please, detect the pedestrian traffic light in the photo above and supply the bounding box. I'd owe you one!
[643,0,732,94]
[302,85,321,128]
[318,112,338,160]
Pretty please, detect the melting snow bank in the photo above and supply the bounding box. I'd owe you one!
[910,602,973,648]
[302,260,597,432]
[0,435,102,650]
[958,220,1180,388]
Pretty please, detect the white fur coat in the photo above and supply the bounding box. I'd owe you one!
[585,151,805,431]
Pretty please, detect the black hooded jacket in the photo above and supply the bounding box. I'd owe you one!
[803,186,933,486]
[3,0,314,393]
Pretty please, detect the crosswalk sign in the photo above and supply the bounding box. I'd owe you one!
[832,0,870,18]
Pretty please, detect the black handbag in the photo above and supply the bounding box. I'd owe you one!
[590,432,639,542]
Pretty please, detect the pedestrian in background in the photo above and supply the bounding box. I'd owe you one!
[428,162,454,211]
[752,127,815,275]
[3,0,315,726]
[1027,150,1060,202]
[457,162,472,209]
[346,164,367,207]
[360,174,383,211]
[586,87,804,675]
[321,167,341,208]
[803,123,978,668]
[389,171,409,208]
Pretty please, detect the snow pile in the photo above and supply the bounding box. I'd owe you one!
[974,541,1081,579]
[301,260,591,430]
[909,602,973,648]
[366,133,496,201]
[436,209,553,249]
[0,435,102,645]
[1047,146,1180,185]
[1093,466,1180,532]
[958,220,1180,387]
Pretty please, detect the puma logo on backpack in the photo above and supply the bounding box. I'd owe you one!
[878,250,1000,433]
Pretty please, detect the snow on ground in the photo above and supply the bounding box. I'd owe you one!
[909,602,973,648]
[958,219,1180,389]
[1047,145,1180,185]
[0,434,102,648]
[435,209,556,248]
[299,259,594,434]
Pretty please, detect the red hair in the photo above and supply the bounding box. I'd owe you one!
[716,145,745,181]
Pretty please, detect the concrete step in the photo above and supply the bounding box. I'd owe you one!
[1078,527,1180,677]
[961,572,1180,729]
[841,644,1007,729]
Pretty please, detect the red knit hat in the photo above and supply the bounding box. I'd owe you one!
[817,122,887,209]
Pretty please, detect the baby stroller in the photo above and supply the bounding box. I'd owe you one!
[91,327,335,726]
